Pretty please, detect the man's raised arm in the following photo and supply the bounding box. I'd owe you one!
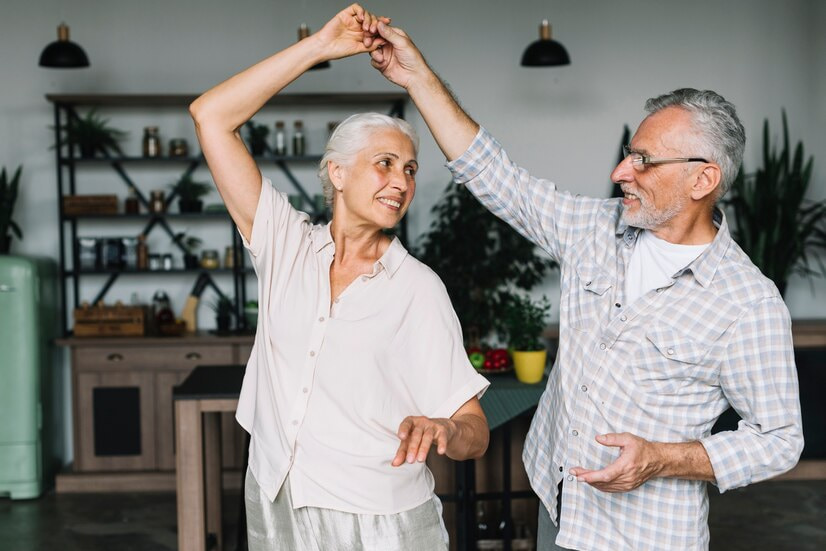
[371,22,478,161]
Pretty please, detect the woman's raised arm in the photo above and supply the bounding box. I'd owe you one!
[190,4,387,241]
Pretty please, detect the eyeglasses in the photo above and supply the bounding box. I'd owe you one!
[622,145,709,171]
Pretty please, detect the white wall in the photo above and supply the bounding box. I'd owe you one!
[1,0,824,462]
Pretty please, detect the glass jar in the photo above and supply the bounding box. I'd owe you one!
[162,253,173,271]
[200,249,219,269]
[168,138,189,157]
[125,186,140,214]
[148,254,162,271]
[149,190,166,213]
[292,120,305,156]
[274,121,286,156]
[224,246,234,269]
[143,126,162,158]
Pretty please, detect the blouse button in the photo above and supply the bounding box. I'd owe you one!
[599,343,607,350]
[334,298,340,304]
[309,351,315,357]
[318,316,325,322]
[361,276,368,282]
[303,387,309,393]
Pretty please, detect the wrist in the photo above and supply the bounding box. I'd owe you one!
[405,67,441,97]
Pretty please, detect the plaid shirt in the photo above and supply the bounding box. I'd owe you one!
[447,128,803,550]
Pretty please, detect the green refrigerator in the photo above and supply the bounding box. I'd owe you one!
[0,255,59,499]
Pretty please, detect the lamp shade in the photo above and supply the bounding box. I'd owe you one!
[298,24,330,70]
[521,20,569,67]
[39,23,90,68]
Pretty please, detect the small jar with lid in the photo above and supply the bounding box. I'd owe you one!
[200,249,219,269]
[149,190,166,213]
[168,138,189,158]
[292,120,305,156]
[143,126,162,158]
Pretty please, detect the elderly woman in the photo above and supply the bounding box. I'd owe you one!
[190,4,489,550]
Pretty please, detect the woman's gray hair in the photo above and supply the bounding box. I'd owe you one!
[644,88,745,198]
[317,112,419,205]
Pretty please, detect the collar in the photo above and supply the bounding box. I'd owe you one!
[616,207,731,288]
[311,222,408,279]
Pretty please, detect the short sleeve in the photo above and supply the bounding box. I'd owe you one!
[392,269,489,419]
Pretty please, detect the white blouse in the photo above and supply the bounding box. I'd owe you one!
[236,177,489,514]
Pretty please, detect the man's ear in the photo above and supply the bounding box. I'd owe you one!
[691,164,721,201]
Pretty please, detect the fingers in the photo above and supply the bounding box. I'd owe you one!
[392,417,448,466]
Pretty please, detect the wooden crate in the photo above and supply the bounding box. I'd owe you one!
[74,304,146,337]
[63,195,119,216]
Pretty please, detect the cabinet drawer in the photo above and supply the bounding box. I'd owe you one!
[75,345,235,371]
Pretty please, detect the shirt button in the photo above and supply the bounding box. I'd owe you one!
[567,475,574,482]
[303,387,309,393]
[581,385,588,392]
[599,343,607,350]
[318,316,325,322]
[559,466,564,472]
[309,350,315,357]
[620,315,627,322]
[667,348,675,355]
[585,281,592,287]
[572,429,579,436]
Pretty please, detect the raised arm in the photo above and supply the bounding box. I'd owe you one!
[370,22,479,161]
[190,4,387,241]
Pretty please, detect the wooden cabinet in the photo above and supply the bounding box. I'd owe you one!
[57,334,252,492]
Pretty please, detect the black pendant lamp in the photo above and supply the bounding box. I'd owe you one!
[39,23,90,68]
[298,24,330,70]
[521,20,570,67]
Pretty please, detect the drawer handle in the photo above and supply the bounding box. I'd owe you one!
[186,352,202,360]
[107,353,124,362]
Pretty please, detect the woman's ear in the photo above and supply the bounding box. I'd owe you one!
[691,163,721,201]
[328,161,345,192]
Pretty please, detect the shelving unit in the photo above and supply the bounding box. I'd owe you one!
[48,92,409,491]
[47,93,408,337]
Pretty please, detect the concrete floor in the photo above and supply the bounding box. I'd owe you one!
[1,481,825,550]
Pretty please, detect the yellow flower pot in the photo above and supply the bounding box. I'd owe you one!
[511,349,547,384]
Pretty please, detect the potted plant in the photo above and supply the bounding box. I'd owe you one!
[244,300,258,330]
[415,183,557,345]
[245,121,270,156]
[500,293,551,383]
[725,111,826,296]
[208,295,234,333]
[0,166,23,254]
[61,109,127,158]
[169,174,212,213]
[173,232,202,269]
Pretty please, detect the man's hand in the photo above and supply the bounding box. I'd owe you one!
[314,3,389,61]
[392,416,457,466]
[370,21,430,90]
[569,433,665,492]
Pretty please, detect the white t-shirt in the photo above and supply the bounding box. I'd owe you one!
[625,230,710,304]
[236,177,489,514]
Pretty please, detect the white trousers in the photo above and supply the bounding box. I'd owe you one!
[245,468,449,551]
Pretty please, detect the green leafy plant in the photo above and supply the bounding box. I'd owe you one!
[245,121,270,156]
[208,295,234,317]
[61,109,127,157]
[415,183,557,344]
[169,174,212,203]
[725,111,826,296]
[0,165,23,253]
[173,231,202,255]
[500,294,551,351]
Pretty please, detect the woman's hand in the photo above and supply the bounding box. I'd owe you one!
[392,416,457,466]
[370,21,429,90]
[392,397,489,466]
[314,3,390,61]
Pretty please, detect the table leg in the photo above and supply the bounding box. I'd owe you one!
[204,411,223,551]
[176,400,206,551]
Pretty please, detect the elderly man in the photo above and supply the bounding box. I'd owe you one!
[365,16,804,551]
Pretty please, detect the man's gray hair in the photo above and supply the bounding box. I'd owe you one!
[318,113,419,205]
[644,88,745,198]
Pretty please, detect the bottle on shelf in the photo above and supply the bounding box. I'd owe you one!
[125,186,140,214]
[292,120,305,156]
[142,126,162,158]
[274,121,287,156]
[476,502,491,542]
[149,190,166,213]
[136,235,148,270]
